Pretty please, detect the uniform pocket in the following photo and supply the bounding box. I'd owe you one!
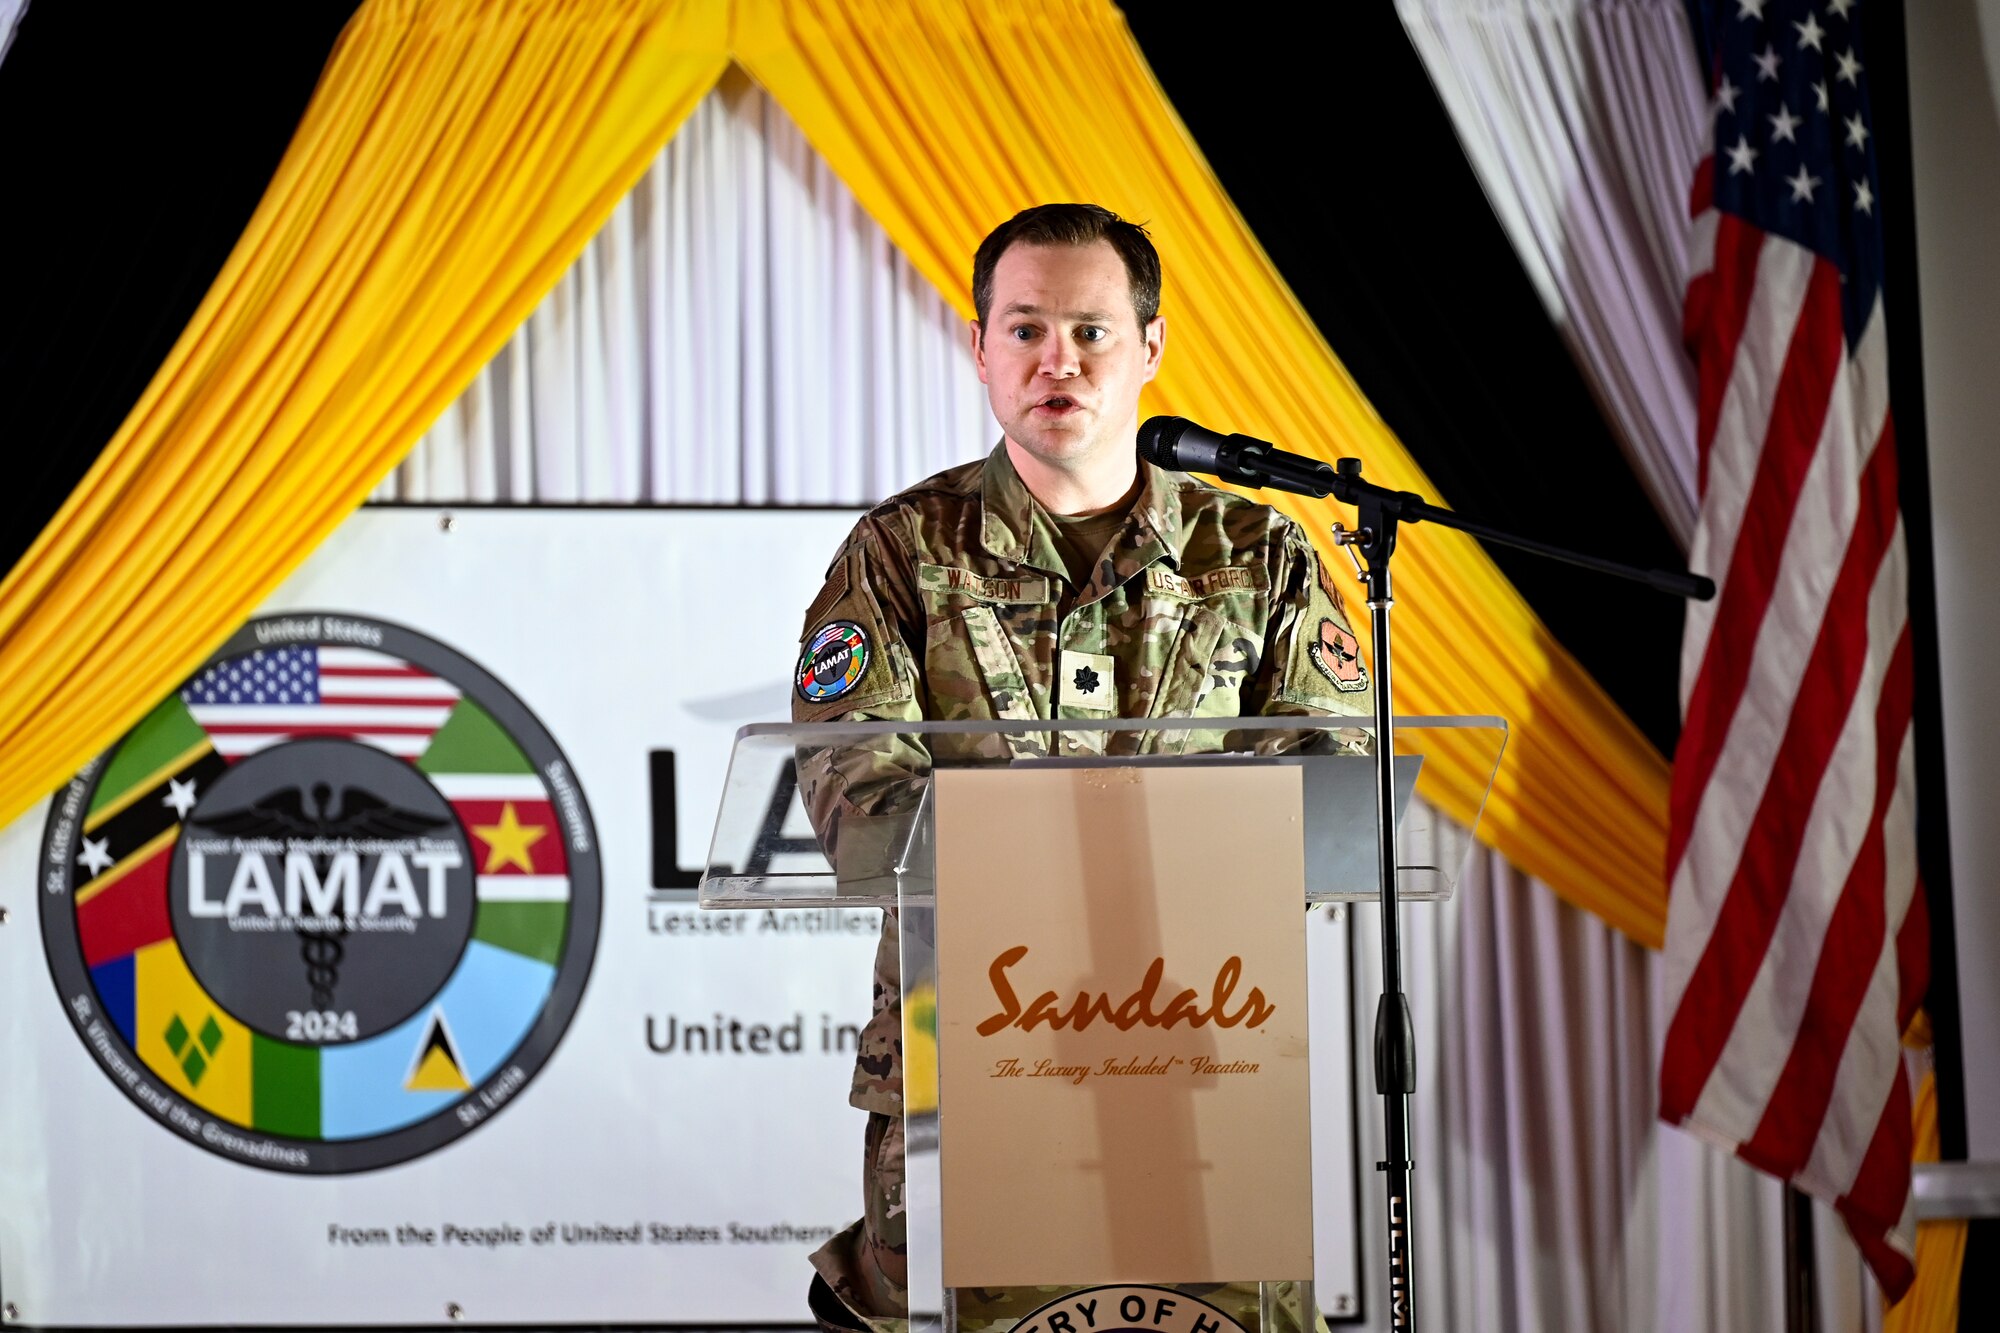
[1147,603,1228,720]
[924,605,1040,724]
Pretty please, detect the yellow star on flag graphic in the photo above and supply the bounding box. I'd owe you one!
[472,802,547,874]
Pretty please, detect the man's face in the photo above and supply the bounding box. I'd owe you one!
[972,239,1165,471]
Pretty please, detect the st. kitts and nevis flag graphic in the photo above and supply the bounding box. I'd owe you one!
[56,627,594,1165]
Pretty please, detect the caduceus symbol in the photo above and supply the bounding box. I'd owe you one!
[192,784,451,1009]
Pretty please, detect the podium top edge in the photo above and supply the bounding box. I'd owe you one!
[737,715,1507,742]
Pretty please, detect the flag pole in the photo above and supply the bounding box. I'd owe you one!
[1783,1184,1819,1333]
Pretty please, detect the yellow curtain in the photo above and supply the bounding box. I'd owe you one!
[0,0,1669,946]
[733,0,1671,943]
[0,0,730,829]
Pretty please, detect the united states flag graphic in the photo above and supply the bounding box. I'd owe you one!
[181,646,462,760]
[1663,0,1925,1297]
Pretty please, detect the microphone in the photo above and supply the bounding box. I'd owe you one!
[1137,416,1337,498]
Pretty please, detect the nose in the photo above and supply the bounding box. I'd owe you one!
[1037,330,1080,380]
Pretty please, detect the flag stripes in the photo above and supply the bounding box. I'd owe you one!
[1663,0,1923,1299]
[475,875,570,903]
[1741,628,1914,1177]
[182,646,460,761]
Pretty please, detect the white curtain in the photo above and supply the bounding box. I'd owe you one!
[380,68,992,505]
[383,67,1822,1333]
[1353,851,1811,1333]
[1394,0,1706,548]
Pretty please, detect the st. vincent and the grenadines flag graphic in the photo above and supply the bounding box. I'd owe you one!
[39,614,601,1172]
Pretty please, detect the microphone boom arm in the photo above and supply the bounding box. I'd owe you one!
[1324,460,1716,602]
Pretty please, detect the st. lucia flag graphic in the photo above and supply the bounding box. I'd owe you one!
[405,1011,471,1093]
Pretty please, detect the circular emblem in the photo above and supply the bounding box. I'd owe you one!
[796,620,870,703]
[1014,1286,1249,1333]
[40,614,601,1173]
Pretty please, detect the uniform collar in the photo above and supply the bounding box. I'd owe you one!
[979,439,1184,591]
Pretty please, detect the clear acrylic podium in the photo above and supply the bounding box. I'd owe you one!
[701,717,1504,1332]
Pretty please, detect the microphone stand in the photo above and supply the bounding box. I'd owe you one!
[1318,457,1713,1333]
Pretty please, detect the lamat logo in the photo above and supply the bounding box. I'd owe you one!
[40,614,601,1172]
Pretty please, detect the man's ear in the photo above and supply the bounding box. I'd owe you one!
[970,319,989,384]
[1143,314,1167,382]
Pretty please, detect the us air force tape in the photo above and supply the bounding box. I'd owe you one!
[796,621,871,703]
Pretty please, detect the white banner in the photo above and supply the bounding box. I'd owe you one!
[0,507,878,1326]
[0,505,1358,1326]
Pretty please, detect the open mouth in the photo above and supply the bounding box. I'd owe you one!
[1035,394,1080,414]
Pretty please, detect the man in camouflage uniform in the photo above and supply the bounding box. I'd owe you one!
[793,204,1371,1333]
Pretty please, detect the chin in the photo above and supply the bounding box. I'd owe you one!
[1012,424,1094,461]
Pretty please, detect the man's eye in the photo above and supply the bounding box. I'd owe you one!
[1078,327,1106,343]
[1010,326,1035,341]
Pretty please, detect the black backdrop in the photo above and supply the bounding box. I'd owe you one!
[0,1,361,574]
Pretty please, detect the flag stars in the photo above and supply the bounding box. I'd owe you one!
[1737,0,1766,17]
[77,836,113,878]
[1787,165,1822,202]
[1813,80,1830,113]
[1754,44,1783,81]
[1845,113,1870,150]
[1836,48,1863,84]
[1854,178,1875,214]
[163,777,199,819]
[1716,75,1741,116]
[1769,104,1803,143]
[1727,134,1760,175]
[1794,13,1826,50]
[1829,0,1856,19]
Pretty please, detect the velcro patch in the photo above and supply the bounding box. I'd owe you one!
[1317,557,1351,617]
[1059,649,1117,713]
[802,561,849,634]
[1308,618,1370,693]
[918,564,1050,604]
[796,621,871,703]
[1145,565,1269,600]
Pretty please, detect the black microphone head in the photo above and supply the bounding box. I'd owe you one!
[1137,416,1191,468]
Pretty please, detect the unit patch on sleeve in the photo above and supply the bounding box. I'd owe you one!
[796,621,872,703]
[1308,618,1370,692]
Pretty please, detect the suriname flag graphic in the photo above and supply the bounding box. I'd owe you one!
[40,615,601,1172]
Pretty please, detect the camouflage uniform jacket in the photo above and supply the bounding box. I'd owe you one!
[792,443,1371,1328]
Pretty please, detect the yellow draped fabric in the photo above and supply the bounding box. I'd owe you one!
[0,0,1667,945]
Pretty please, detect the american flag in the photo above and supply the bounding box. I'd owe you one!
[1664,0,1924,1297]
[182,646,462,760]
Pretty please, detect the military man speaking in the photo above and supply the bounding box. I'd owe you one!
[793,204,1370,1331]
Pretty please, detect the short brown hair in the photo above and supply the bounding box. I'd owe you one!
[971,203,1162,335]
